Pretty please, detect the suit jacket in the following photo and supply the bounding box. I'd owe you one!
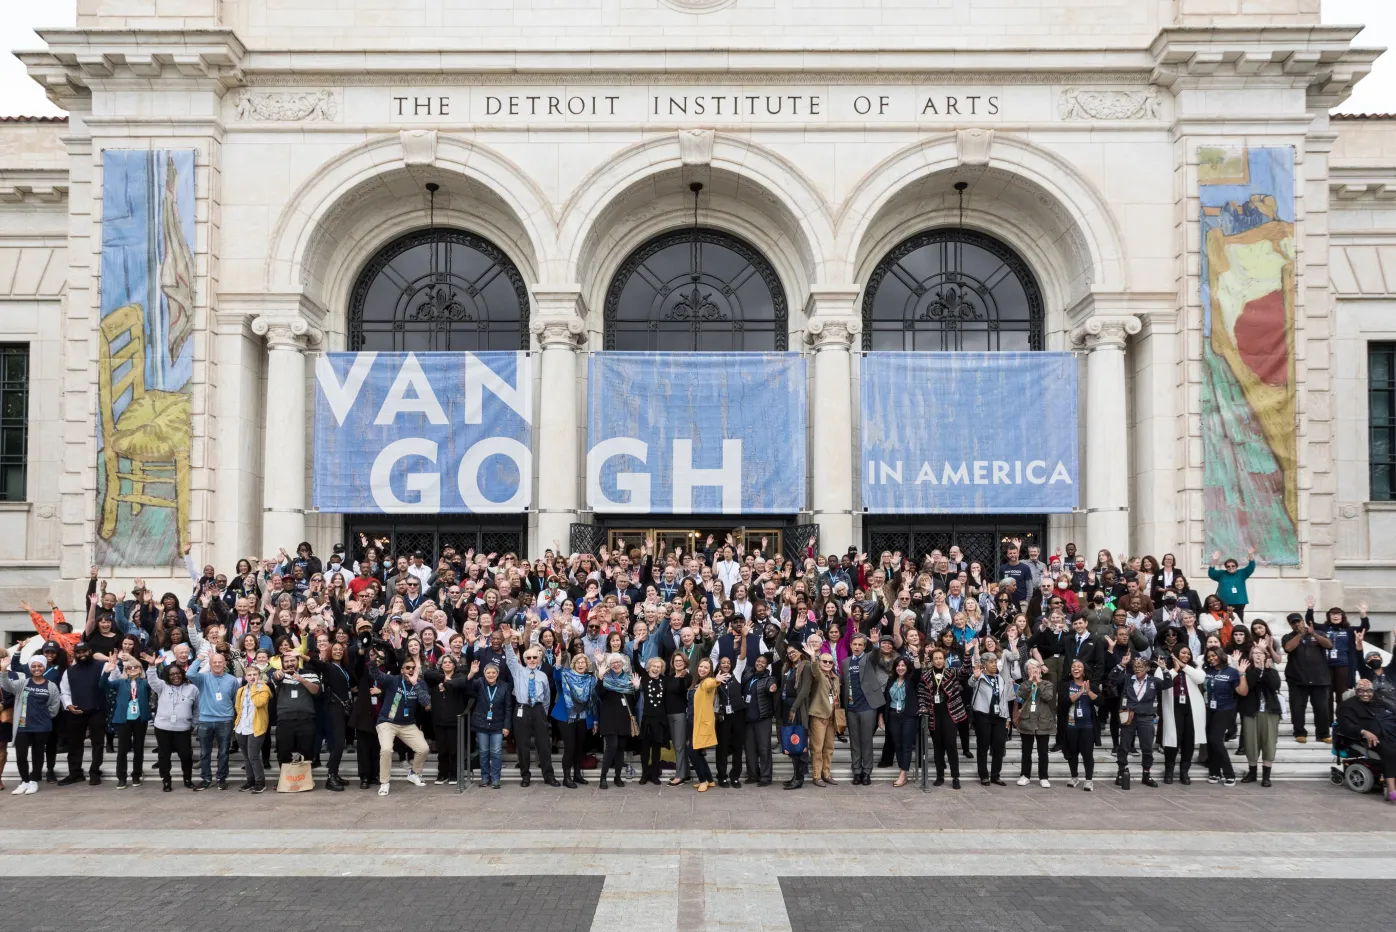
[1114,673,1158,719]
[1062,632,1103,684]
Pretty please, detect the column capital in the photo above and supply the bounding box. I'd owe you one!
[1071,315,1141,350]
[531,315,588,349]
[805,316,860,350]
[251,315,322,351]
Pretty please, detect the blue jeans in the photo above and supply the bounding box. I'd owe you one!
[478,731,503,784]
[198,720,233,782]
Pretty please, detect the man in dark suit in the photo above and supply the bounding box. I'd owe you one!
[1110,655,1159,789]
[1056,614,1102,749]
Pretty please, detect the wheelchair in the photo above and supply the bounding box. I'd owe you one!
[1330,732,1385,793]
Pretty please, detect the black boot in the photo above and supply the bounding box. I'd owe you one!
[574,770,588,785]
[1241,765,1257,784]
[1261,766,1272,787]
[1179,766,1192,786]
[1163,763,1174,785]
[1141,768,1158,788]
[599,773,609,790]
[1119,768,1131,790]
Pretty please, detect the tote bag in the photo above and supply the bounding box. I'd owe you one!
[779,722,807,755]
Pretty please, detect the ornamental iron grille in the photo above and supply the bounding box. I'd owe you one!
[604,227,788,351]
[347,228,530,352]
[865,518,1045,572]
[861,228,1045,352]
[344,516,524,566]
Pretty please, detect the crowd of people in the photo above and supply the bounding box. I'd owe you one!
[3,535,1394,802]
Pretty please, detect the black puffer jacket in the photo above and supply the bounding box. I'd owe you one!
[742,667,776,721]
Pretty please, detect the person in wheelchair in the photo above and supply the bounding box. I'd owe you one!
[1337,679,1396,802]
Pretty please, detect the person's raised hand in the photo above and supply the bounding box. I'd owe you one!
[1306,594,1315,609]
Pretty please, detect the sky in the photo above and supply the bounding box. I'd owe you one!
[0,1,1391,117]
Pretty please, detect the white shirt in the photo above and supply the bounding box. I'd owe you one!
[713,560,742,594]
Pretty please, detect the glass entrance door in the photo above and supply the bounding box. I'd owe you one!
[864,517,1046,572]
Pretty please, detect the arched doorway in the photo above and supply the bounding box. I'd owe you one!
[861,226,1049,557]
[860,227,1044,352]
[343,226,530,554]
[346,227,530,352]
[602,226,788,351]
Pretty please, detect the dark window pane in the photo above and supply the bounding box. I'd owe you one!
[1371,345,1396,501]
[349,230,528,351]
[862,230,1042,352]
[604,228,787,351]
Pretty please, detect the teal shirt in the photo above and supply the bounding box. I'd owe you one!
[1207,559,1255,605]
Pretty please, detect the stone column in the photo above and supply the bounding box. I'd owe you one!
[251,316,321,555]
[806,289,862,553]
[1074,315,1140,559]
[530,290,587,554]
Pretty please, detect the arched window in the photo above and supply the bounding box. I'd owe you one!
[603,227,788,351]
[861,229,1044,352]
[347,228,530,352]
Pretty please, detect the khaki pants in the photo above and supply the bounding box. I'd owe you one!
[375,721,429,785]
[809,715,835,780]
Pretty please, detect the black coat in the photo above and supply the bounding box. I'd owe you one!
[742,667,776,721]
[597,681,635,737]
[662,673,690,715]
[422,667,471,727]
[1236,665,1283,717]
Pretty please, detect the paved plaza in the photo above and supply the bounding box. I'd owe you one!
[1,781,1392,932]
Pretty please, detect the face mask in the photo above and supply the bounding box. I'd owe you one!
[1371,658,1383,671]
[1057,581,1067,589]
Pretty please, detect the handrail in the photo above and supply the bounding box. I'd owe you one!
[919,712,930,792]
[457,699,474,792]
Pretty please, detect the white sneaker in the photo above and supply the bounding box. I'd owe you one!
[405,771,425,787]
[1016,775,1029,786]
[1083,780,1093,792]
[1040,779,1051,788]
[1066,778,1078,788]
[11,782,27,795]
[378,784,390,796]
[23,782,38,794]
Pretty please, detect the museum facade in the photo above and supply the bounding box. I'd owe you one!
[0,0,1392,633]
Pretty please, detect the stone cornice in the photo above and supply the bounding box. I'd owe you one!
[0,170,69,206]
[1148,24,1378,108]
[19,29,247,108]
[1331,166,1396,203]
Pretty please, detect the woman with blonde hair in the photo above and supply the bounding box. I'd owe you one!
[665,653,693,785]
[686,657,728,791]
[807,652,841,786]
[637,655,670,785]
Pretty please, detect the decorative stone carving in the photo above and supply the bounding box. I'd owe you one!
[251,316,323,351]
[956,128,995,167]
[806,317,860,349]
[530,316,587,349]
[659,0,739,12]
[1059,86,1162,121]
[1071,315,1142,350]
[678,129,715,166]
[234,89,336,122]
[401,129,438,167]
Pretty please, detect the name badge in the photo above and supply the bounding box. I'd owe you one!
[1075,706,1083,720]
[291,689,298,699]
[371,696,379,706]
[486,709,493,721]
[1029,702,1036,713]
[517,707,524,718]
[1178,691,1186,705]
[934,692,943,703]
[215,692,223,701]
[1328,649,1339,660]
[128,700,140,717]
[1209,698,1217,710]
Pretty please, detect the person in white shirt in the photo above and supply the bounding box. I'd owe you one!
[713,543,742,595]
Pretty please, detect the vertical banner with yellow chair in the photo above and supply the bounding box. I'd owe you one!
[95,149,196,566]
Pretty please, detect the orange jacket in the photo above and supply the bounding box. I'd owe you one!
[29,607,78,659]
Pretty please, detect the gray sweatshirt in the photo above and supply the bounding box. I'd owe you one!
[146,664,200,730]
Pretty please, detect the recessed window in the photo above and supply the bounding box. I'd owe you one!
[0,344,28,501]
[1370,343,1396,501]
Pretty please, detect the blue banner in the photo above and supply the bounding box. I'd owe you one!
[587,352,806,514]
[860,352,1078,514]
[313,351,532,513]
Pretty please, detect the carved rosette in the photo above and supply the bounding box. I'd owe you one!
[530,316,587,349]
[1071,315,1141,350]
[252,316,323,352]
[806,317,860,350]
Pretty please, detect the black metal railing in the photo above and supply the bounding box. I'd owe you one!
[456,700,474,792]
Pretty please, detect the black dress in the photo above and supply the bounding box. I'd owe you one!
[597,682,635,738]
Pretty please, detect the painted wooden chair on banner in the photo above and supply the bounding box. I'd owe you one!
[97,302,191,551]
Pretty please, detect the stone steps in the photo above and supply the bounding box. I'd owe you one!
[3,731,1342,783]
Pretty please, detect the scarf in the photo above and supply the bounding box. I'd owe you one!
[561,668,595,721]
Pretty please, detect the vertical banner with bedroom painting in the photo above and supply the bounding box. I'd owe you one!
[95,149,196,566]
[1199,146,1299,565]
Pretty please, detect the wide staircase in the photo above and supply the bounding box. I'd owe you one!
[4,721,1338,788]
